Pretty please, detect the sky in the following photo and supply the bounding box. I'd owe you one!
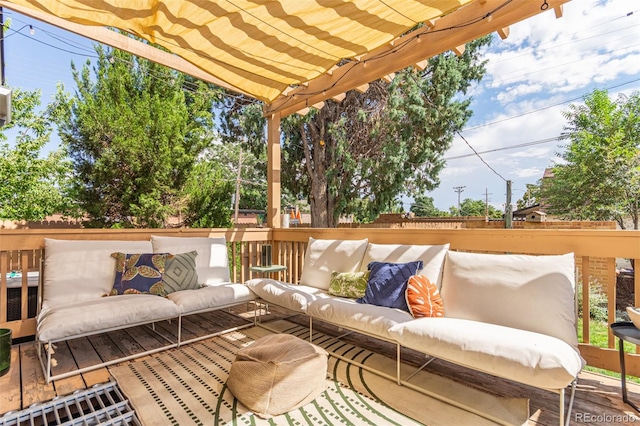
[2,0,640,212]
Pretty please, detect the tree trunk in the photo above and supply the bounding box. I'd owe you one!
[300,120,330,228]
[310,174,329,227]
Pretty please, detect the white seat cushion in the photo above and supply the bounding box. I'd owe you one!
[389,318,584,390]
[440,251,578,349]
[245,279,330,312]
[43,239,153,308]
[359,243,449,288]
[307,297,413,341]
[299,238,368,290]
[37,294,180,342]
[151,236,231,284]
[167,284,256,314]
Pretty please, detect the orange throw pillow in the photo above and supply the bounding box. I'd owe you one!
[405,275,444,318]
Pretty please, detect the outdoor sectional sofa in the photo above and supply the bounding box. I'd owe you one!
[37,236,256,383]
[245,238,584,426]
[36,235,582,425]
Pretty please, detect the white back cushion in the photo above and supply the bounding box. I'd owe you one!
[441,251,577,348]
[151,236,231,284]
[299,238,368,290]
[359,243,450,288]
[44,239,153,306]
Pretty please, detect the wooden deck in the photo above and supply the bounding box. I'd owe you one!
[1,306,639,425]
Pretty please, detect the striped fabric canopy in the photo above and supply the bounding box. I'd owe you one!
[6,0,472,102]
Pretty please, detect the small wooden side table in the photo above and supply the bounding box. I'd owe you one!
[610,321,640,412]
[250,265,287,278]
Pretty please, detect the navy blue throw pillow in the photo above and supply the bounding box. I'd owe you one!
[356,260,423,311]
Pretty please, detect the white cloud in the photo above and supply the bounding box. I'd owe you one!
[495,83,544,104]
[512,167,543,178]
[481,0,640,106]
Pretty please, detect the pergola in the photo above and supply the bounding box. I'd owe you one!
[1,0,570,226]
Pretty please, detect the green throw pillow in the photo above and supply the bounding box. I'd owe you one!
[328,271,369,298]
[162,251,200,293]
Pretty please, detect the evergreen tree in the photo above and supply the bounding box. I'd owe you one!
[53,44,218,227]
[219,36,492,227]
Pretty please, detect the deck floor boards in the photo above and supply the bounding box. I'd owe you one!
[2,306,640,425]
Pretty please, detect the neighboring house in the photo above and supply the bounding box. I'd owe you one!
[513,204,544,221]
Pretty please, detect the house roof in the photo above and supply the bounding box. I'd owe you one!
[2,0,570,116]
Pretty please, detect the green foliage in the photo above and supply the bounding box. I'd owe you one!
[182,142,266,228]
[218,36,492,227]
[577,280,609,323]
[0,88,72,220]
[541,89,640,229]
[410,195,449,217]
[516,182,541,210]
[448,198,502,218]
[183,159,233,228]
[52,42,219,228]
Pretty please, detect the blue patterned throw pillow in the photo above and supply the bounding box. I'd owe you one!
[356,260,423,311]
[107,252,171,297]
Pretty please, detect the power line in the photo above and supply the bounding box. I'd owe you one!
[455,129,507,181]
[445,136,562,160]
[461,76,640,133]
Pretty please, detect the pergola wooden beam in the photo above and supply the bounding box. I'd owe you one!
[266,112,281,227]
[497,27,510,40]
[265,0,570,118]
[0,1,249,96]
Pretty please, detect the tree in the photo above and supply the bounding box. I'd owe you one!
[219,36,492,227]
[0,88,72,220]
[448,198,503,218]
[540,89,640,229]
[53,43,218,228]
[182,142,267,228]
[182,159,233,228]
[410,195,449,217]
[516,182,541,210]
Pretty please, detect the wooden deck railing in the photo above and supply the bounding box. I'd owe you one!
[1,227,639,376]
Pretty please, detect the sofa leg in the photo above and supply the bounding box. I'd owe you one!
[396,344,401,385]
[404,356,436,383]
[561,379,577,426]
[309,317,313,342]
[45,342,52,384]
[177,316,182,347]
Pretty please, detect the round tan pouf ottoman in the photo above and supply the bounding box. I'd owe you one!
[227,333,328,418]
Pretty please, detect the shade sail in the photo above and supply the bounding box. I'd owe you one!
[6,0,472,102]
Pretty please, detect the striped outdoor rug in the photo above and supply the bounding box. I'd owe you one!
[110,322,528,425]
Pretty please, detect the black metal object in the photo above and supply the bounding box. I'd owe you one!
[6,287,37,321]
[610,321,640,412]
[261,244,272,267]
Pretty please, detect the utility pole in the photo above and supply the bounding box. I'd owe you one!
[505,180,513,229]
[483,188,492,220]
[453,186,465,216]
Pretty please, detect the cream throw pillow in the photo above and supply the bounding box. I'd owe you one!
[359,243,450,288]
[299,238,368,290]
[441,251,578,349]
[151,235,230,284]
